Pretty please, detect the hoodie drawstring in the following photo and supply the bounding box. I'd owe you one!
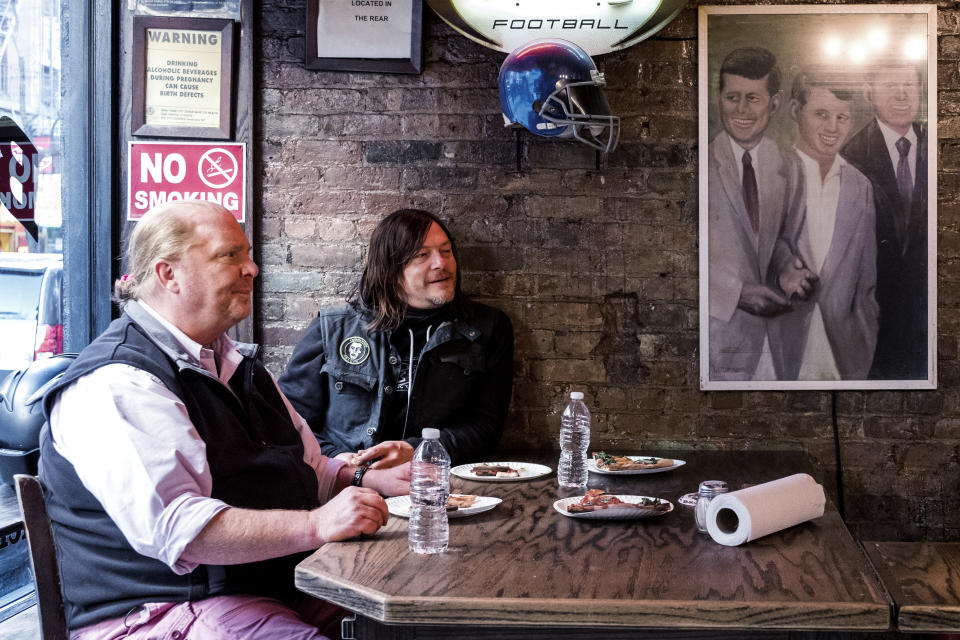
[407,325,432,406]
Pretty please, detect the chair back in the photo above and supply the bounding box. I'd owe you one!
[14,474,67,640]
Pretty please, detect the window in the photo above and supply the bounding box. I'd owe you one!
[0,0,112,623]
[0,52,7,95]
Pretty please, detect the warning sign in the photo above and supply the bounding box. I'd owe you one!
[128,141,245,222]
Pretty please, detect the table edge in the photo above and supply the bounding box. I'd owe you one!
[295,569,891,630]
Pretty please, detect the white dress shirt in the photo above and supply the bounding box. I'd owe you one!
[49,301,344,574]
[795,149,842,381]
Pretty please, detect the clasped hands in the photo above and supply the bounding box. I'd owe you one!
[738,257,818,317]
[335,440,414,469]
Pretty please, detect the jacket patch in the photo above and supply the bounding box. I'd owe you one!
[339,336,371,365]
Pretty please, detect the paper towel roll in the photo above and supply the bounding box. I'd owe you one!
[705,473,825,546]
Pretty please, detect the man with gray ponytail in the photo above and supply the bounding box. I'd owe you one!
[40,200,410,639]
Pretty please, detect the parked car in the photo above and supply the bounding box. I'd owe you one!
[0,253,63,379]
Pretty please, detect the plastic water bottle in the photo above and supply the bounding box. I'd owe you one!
[408,428,451,554]
[558,391,591,489]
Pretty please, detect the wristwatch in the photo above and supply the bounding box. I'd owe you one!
[352,463,370,487]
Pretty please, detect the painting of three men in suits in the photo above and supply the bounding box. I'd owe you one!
[699,5,936,390]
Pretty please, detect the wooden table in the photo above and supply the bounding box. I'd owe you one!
[296,451,891,638]
[863,541,960,633]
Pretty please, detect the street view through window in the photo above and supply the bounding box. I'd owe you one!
[0,0,63,624]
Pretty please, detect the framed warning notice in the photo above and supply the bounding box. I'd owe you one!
[132,16,235,139]
[128,141,245,222]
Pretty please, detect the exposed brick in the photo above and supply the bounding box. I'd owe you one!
[401,166,478,191]
[865,391,905,414]
[262,114,320,139]
[260,297,284,322]
[525,302,603,330]
[261,324,307,347]
[291,139,364,164]
[364,140,443,165]
[290,243,362,269]
[864,416,935,440]
[529,358,607,383]
[257,243,288,267]
[284,218,316,239]
[260,270,326,293]
[526,195,603,220]
[320,166,401,191]
[906,392,945,415]
[554,331,602,357]
[710,393,743,410]
[288,296,320,322]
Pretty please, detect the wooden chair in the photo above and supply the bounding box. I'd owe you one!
[13,474,67,640]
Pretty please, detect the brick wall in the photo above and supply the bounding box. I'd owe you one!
[258,0,959,541]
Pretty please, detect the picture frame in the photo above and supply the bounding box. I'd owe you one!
[131,16,235,139]
[698,4,937,390]
[306,0,423,74]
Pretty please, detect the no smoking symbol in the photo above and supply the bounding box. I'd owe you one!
[198,148,238,189]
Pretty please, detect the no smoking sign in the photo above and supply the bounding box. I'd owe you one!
[128,142,246,222]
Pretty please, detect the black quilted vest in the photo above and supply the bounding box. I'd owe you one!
[39,303,320,629]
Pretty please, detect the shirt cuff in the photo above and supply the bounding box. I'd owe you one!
[159,494,231,574]
[316,457,347,501]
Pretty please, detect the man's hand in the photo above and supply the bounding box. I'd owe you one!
[310,486,389,544]
[738,283,792,317]
[351,440,414,469]
[334,452,354,463]
[778,257,819,300]
[363,462,412,497]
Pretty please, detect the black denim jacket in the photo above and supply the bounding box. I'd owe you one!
[279,299,514,465]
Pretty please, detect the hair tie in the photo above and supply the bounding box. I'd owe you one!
[120,274,131,282]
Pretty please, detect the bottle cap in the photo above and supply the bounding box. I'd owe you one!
[698,480,728,497]
[569,391,584,400]
[422,428,440,439]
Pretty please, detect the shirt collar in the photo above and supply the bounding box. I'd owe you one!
[876,117,917,154]
[794,147,846,181]
[137,301,241,378]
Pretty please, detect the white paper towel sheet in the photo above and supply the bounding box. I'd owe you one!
[705,473,825,546]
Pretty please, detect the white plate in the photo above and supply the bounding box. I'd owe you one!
[451,461,552,482]
[553,495,674,520]
[586,456,686,476]
[386,495,502,519]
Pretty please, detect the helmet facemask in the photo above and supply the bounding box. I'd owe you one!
[533,70,620,152]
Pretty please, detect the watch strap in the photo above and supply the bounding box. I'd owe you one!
[352,464,370,487]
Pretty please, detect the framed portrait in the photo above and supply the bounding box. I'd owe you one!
[698,5,937,391]
[131,16,235,139]
[306,0,423,74]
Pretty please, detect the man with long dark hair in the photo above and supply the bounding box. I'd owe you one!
[280,209,514,467]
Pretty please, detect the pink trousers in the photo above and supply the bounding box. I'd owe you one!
[70,594,346,640]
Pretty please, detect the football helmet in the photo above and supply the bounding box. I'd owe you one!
[499,38,620,153]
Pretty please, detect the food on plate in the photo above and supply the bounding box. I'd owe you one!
[447,494,478,509]
[592,451,674,471]
[471,464,520,478]
[566,489,670,513]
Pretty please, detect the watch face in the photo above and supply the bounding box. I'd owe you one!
[352,464,369,486]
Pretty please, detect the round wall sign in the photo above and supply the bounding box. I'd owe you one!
[426,0,688,56]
